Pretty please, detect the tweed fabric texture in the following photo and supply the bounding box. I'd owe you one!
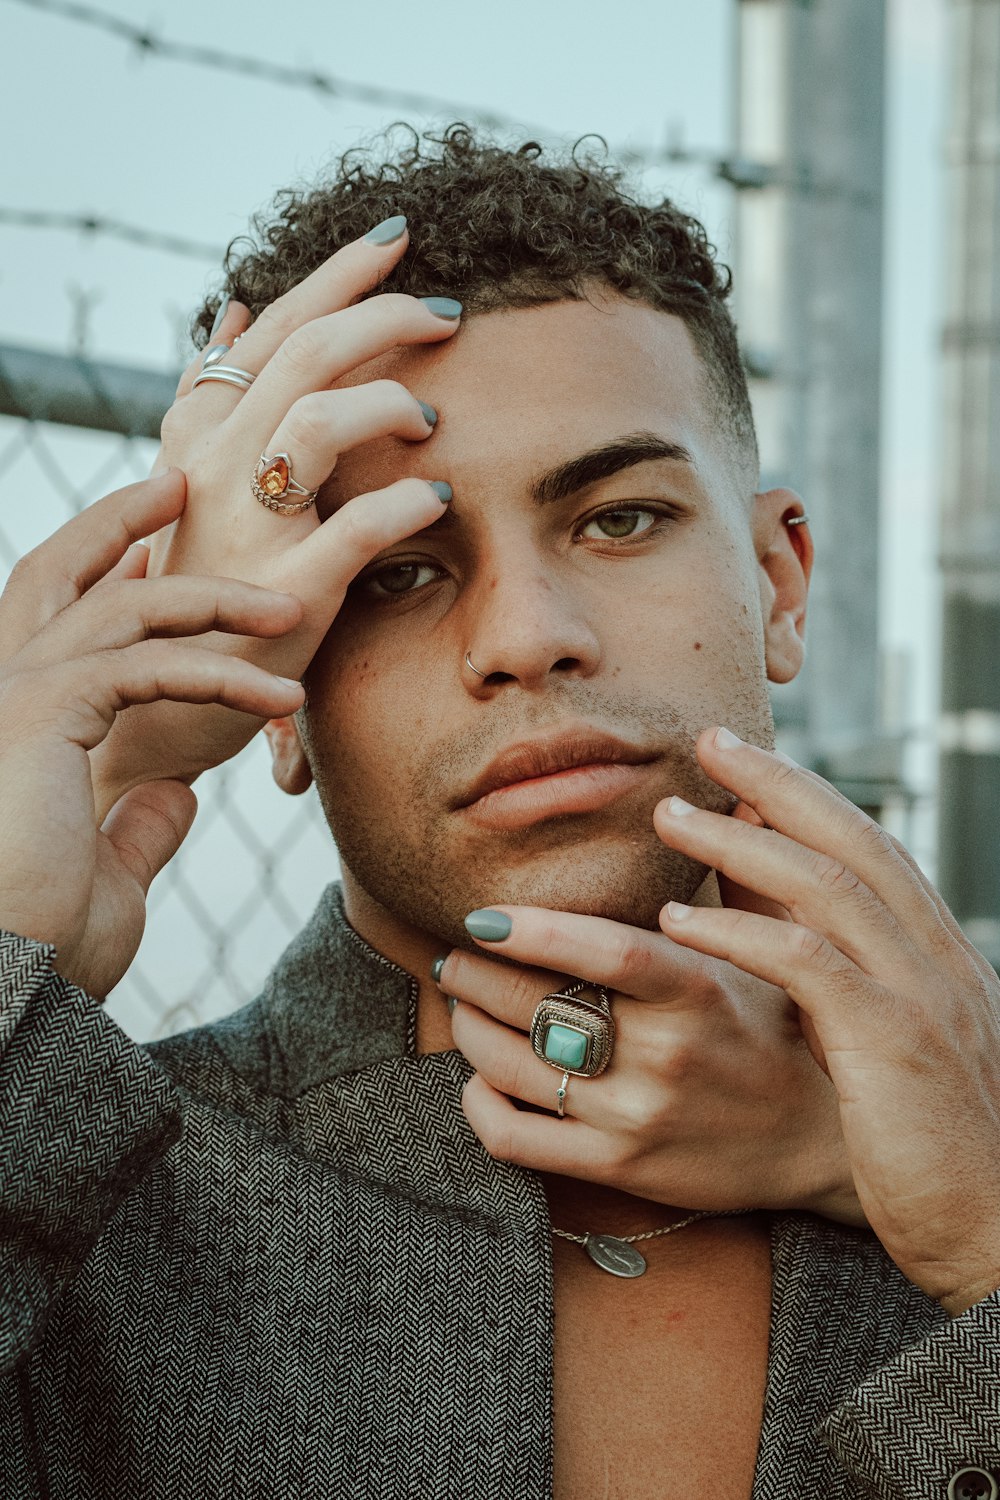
[0,884,998,1498]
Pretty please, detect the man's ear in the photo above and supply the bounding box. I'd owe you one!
[753,487,813,685]
[261,715,314,796]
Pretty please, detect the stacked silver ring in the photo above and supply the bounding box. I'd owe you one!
[191,343,256,393]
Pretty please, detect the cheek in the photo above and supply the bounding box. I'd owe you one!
[304,630,439,777]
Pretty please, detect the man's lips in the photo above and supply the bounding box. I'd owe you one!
[454,729,659,829]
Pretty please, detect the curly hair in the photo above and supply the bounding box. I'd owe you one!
[193,124,758,478]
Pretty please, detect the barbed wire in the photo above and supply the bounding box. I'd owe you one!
[0,206,221,260]
[2,0,772,278]
[8,0,721,172]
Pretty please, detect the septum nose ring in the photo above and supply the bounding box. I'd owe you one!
[465,652,487,679]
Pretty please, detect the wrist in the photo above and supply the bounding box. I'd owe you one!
[937,1269,1000,1318]
[804,1178,869,1229]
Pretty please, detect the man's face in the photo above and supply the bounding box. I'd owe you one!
[295,295,796,949]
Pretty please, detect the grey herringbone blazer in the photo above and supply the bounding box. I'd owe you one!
[1,884,998,1499]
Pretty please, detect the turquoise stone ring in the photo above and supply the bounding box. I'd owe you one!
[529,980,615,1082]
[542,1024,590,1071]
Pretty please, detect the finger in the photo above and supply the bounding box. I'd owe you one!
[174,299,252,401]
[452,999,608,1121]
[101,779,198,893]
[93,541,151,588]
[659,901,890,1061]
[0,470,188,658]
[455,904,717,1006]
[436,948,576,1032]
[16,574,304,665]
[462,1072,617,1178]
[259,380,436,501]
[229,293,461,443]
[292,477,451,602]
[717,800,792,919]
[689,728,957,966]
[655,793,926,984]
[218,218,411,376]
[38,640,305,753]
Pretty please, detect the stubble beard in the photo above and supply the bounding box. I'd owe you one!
[306,690,774,953]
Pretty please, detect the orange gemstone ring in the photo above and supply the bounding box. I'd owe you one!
[250,451,318,516]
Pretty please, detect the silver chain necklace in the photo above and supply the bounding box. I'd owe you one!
[552,1208,757,1278]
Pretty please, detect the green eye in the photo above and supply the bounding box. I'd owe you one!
[361,561,440,598]
[581,508,658,540]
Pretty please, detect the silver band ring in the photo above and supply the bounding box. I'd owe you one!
[465,652,487,678]
[556,1071,570,1119]
[530,980,615,1078]
[192,366,256,392]
[786,514,809,526]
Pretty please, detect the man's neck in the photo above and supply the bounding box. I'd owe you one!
[339,867,722,1238]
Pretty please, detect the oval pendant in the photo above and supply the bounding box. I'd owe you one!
[584,1234,647,1277]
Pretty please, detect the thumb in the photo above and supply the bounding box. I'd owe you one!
[101,780,198,893]
[716,800,791,920]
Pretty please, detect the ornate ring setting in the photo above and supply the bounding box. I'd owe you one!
[250,451,318,516]
[530,980,615,1079]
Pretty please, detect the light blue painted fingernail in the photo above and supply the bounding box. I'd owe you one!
[202,343,229,368]
[209,295,230,339]
[418,400,438,427]
[421,297,463,320]
[465,909,512,942]
[428,481,452,504]
[365,214,407,244]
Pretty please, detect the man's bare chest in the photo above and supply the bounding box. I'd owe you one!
[552,1222,773,1500]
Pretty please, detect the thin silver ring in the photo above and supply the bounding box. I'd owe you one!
[556,1071,569,1119]
[786,514,809,526]
[465,651,487,679]
[192,367,256,393]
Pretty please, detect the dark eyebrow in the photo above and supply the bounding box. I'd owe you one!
[530,431,696,506]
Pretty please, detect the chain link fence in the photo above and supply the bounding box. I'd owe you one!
[0,351,340,1043]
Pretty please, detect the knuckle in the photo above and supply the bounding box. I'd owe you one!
[4,551,37,593]
[477,1116,518,1164]
[607,1075,668,1135]
[504,1048,535,1104]
[792,926,841,974]
[159,398,196,449]
[814,854,867,903]
[768,756,800,792]
[331,502,369,554]
[274,323,324,381]
[510,970,545,1017]
[252,298,299,348]
[369,378,421,418]
[283,391,335,452]
[608,932,656,988]
[848,813,896,865]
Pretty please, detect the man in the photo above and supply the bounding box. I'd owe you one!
[2,126,998,1499]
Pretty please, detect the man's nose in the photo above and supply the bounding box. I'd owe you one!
[461,560,602,690]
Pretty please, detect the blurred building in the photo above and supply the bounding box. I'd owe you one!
[731,0,903,817]
[937,0,1000,967]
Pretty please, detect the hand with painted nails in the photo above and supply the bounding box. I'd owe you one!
[0,469,306,998]
[433,888,867,1237]
[651,725,1000,1316]
[90,216,459,818]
